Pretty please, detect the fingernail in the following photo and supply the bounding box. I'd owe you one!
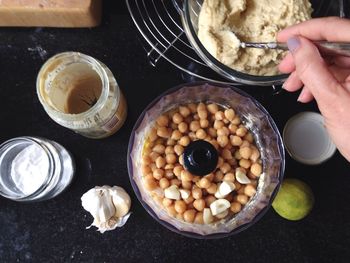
[297,88,306,102]
[287,37,301,53]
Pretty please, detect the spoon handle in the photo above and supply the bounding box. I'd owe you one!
[242,41,350,57]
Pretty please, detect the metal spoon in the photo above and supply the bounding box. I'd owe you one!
[241,41,350,57]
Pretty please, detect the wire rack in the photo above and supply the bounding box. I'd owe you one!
[126,0,347,85]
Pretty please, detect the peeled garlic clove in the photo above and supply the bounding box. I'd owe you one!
[164,185,180,200]
[215,209,229,219]
[214,189,225,199]
[110,186,131,218]
[236,170,251,184]
[210,199,231,216]
[179,189,190,200]
[203,208,214,224]
[218,181,236,196]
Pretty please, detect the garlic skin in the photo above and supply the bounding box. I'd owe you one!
[81,185,131,233]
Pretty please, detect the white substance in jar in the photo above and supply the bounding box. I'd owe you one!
[11,144,49,195]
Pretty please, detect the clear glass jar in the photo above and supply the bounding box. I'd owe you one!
[37,52,127,139]
[0,136,75,202]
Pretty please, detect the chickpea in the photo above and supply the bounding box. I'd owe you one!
[181,170,194,182]
[188,103,197,114]
[250,148,260,163]
[173,165,183,177]
[236,127,248,137]
[207,183,217,194]
[176,213,184,221]
[171,130,182,141]
[241,140,250,148]
[192,176,201,183]
[184,196,194,204]
[165,153,177,164]
[172,113,184,124]
[230,202,242,214]
[198,109,208,120]
[236,194,248,205]
[183,209,196,223]
[205,195,216,207]
[251,163,262,177]
[217,127,230,137]
[170,179,181,187]
[166,205,177,217]
[244,184,257,197]
[159,178,170,189]
[200,119,209,128]
[215,111,225,121]
[214,120,224,129]
[197,102,206,111]
[244,132,254,143]
[157,127,171,139]
[188,132,196,141]
[155,156,166,169]
[150,163,157,172]
[196,129,207,140]
[190,121,200,132]
[167,139,176,146]
[198,178,211,189]
[224,109,235,121]
[178,122,188,133]
[227,158,237,166]
[153,168,164,180]
[194,212,204,224]
[179,136,190,147]
[165,146,175,155]
[204,173,214,182]
[179,106,191,117]
[239,159,252,169]
[214,171,224,182]
[217,157,224,168]
[239,147,252,160]
[162,198,173,207]
[220,163,231,174]
[144,177,157,190]
[193,199,206,212]
[174,145,184,156]
[211,140,220,150]
[234,181,242,190]
[192,188,203,200]
[156,115,169,127]
[228,123,238,134]
[179,154,184,166]
[208,127,217,137]
[174,200,187,214]
[207,103,219,114]
[142,155,152,165]
[153,144,165,154]
[231,116,241,125]
[234,150,242,160]
[182,180,192,190]
[222,149,233,160]
[223,172,235,182]
[142,164,152,175]
[230,135,243,146]
[217,135,229,148]
[148,128,158,142]
[144,173,154,181]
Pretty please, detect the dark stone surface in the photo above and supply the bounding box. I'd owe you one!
[0,1,349,262]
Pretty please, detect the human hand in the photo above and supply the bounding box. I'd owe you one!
[278,17,350,161]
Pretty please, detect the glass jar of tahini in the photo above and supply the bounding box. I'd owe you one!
[37,52,127,139]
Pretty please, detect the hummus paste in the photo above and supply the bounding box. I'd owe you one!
[198,0,312,76]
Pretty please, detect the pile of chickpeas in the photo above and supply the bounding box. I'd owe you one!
[141,102,262,224]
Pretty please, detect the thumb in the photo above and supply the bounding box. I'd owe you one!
[287,36,342,107]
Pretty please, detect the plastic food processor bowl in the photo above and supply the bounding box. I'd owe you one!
[180,0,347,86]
[127,82,285,239]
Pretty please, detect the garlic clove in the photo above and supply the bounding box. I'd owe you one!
[218,181,236,196]
[210,199,231,216]
[179,189,190,200]
[164,185,180,200]
[236,170,251,184]
[110,186,131,218]
[203,208,214,224]
[215,209,229,219]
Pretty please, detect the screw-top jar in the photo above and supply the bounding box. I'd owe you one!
[0,136,75,202]
[37,52,127,139]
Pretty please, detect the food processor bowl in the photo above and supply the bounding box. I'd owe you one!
[127,82,285,238]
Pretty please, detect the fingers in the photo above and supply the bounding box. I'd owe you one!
[278,53,295,73]
[277,17,350,42]
[282,71,303,92]
[286,36,343,107]
[297,87,314,103]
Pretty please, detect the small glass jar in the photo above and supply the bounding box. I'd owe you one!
[37,52,127,139]
[0,136,75,202]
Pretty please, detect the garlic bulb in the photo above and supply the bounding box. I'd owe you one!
[81,185,131,233]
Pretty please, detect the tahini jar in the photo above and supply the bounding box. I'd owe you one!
[37,52,127,139]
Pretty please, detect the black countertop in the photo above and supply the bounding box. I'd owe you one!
[0,2,350,262]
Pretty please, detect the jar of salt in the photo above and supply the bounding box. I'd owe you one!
[0,136,75,201]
